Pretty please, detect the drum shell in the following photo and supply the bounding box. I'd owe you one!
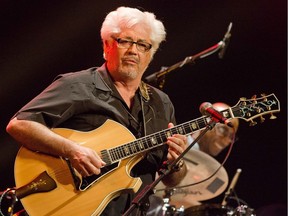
[184,204,230,216]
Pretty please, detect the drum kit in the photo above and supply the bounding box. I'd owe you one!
[147,149,256,216]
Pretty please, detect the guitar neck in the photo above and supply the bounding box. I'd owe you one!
[101,108,232,165]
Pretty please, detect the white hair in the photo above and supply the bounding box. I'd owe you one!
[100,7,166,54]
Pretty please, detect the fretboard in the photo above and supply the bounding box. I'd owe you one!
[101,113,224,165]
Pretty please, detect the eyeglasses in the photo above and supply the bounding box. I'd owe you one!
[112,37,152,53]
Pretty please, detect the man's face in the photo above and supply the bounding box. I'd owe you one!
[105,25,153,81]
[199,123,235,156]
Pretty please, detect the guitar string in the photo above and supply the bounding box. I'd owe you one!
[110,117,209,162]
[108,98,277,162]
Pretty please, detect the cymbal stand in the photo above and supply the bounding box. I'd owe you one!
[122,120,217,216]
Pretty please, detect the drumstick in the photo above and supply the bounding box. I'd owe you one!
[221,168,242,206]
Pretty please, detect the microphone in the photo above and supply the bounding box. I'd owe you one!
[218,22,233,59]
[199,102,234,127]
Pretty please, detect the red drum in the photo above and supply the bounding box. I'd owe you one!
[184,204,231,216]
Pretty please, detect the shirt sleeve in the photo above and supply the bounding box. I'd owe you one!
[14,73,90,128]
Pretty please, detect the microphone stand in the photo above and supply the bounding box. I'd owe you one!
[144,22,232,89]
[122,120,217,216]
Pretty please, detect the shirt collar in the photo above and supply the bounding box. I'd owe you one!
[96,63,150,102]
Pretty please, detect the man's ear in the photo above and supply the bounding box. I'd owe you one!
[103,40,112,57]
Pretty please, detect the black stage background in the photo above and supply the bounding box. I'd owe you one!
[0,0,286,214]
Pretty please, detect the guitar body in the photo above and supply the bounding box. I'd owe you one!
[14,120,143,216]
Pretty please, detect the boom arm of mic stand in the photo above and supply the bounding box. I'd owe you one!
[122,121,217,216]
[144,42,223,88]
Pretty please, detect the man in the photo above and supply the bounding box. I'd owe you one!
[192,102,239,156]
[6,7,188,215]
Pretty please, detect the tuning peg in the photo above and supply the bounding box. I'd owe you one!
[256,107,262,113]
[240,97,247,105]
[260,93,266,96]
[261,93,268,102]
[260,115,265,123]
[249,120,257,126]
[251,95,257,104]
[270,113,277,120]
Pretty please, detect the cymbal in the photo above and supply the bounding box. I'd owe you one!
[154,149,228,208]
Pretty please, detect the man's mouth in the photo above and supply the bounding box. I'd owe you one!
[122,57,138,64]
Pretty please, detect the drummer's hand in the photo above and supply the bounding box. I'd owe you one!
[166,123,188,161]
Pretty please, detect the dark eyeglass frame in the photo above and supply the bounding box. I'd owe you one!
[112,37,152,52]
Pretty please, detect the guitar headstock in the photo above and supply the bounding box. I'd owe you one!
[231,93,280,126]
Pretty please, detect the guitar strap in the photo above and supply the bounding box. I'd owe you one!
[139,81,150,137]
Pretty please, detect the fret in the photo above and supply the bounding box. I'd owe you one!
[190,121,198,131]
[195,119,201,130]
[138,140,144,150]
[150,135,157,145]
[159,131,167,143]
[183,123,192,134]
[198,118,207,129]
[155,134,163,144]
[122,145,127,157]
[144,137,153,148]
[114,148,120,160]
[124,145,130,156]
[204,116,211,125]
[166,129,172,138]
[121,145,126,157]
[140,137,149,149]
[127,143,133,155]
[131,143,137,153]
[160,134,165,143]
[177,125,185,135]
[171,127,178,135]
[112,147,119,161]
[134,141,141,152]
[116,148,121,160]
[110,149,116,161]
[101,149,112,165]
